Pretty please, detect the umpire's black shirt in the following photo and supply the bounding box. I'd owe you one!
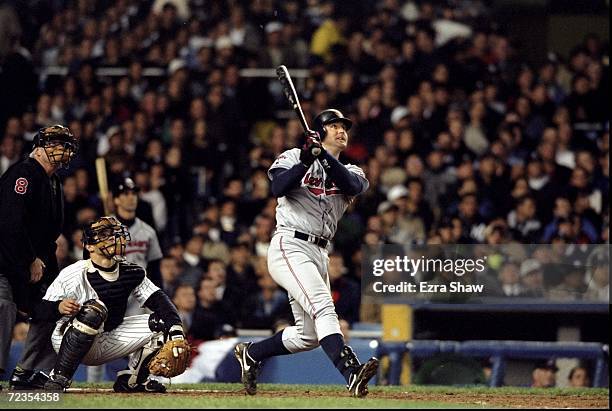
[0,157,63,312]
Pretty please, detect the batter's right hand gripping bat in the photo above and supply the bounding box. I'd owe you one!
[276,65,321,156]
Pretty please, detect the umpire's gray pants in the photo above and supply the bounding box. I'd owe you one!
[17,320,57,372]
[0,273,17,374]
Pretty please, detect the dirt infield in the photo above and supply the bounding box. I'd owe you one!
[68,387,609,408]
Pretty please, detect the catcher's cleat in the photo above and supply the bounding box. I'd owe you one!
[113,374,167,393]
[347,357,379,398]
[43,373,70,392]
[234,342,261,395]
[9,368,49,390]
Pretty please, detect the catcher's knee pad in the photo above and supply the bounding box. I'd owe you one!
[53,300,107,382]
[72,299,107,335]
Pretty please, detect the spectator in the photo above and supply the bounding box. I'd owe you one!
[498,261,522,297]
[328,253,361,325]
[159,256,181,297]
[519,259,545,298]
[55,234,77,271]
[172,283,197,334]
[0,135,21,176]
[568,365,591,388]
[530,359,558,388]
[240,274,290,330]
[507,196,542,242]
[191,277,235,341]
[547,261,587,301]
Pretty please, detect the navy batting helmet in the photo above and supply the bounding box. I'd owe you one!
[313,109,352,140]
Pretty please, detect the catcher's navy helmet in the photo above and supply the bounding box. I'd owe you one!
[313,109,352,140]
[83,216,131,260]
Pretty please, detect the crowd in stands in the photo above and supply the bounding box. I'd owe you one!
[0,0,609,341]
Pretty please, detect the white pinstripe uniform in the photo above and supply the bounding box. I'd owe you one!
[267,148,367,353]
[43,260,162,367]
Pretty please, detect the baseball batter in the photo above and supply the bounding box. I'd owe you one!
[32,216,187,392]
[235,109,379,398]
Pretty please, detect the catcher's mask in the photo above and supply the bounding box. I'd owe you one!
[83,216,130,261]
[33,125,78,168]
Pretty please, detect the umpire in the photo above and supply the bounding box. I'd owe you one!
[0,125,78,389]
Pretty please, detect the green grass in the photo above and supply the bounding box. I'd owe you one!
[0,383,607,409]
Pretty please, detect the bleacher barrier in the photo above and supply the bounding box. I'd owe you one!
[4,337,607,387]
[374,340,609,387]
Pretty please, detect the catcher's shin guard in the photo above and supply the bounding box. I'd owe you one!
[47,299,107,388]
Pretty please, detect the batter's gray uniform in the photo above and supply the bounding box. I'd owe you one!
[267,148,367,352]
[122,216,163,316]
[123,218,163,271]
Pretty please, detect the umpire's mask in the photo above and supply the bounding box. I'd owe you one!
[33,125,79,168]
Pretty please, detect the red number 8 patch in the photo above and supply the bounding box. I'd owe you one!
[14,177,29,195]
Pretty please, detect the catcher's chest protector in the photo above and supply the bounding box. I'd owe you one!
[86,262,145,331]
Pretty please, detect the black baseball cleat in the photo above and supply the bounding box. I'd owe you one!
[9,368,49,390]
[43,374,71,391]
[113,374,167,393]
[234,342,261,395]
[347,357,379,398]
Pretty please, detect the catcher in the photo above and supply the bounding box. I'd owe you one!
[32,216,190,392]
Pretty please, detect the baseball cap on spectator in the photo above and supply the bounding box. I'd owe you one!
[214,323,237,339]
[168,58,187,75]
[520,259,542,277]
[377,201,398,214]
[380,167,407,187]
[390,106,409,127]
[106,125,121,140]
[112,177,140,197]
[387,185,409,202]
[215,36,233,50]
[534,359,559,372]
[265,21,284,34]
[189,36,213,51]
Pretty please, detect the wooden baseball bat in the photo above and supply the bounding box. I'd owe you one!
[95,157,110,215]
[276,65,321,156]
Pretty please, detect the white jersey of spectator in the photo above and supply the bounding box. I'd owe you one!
[268,148,366,240]
[169,337,239,383]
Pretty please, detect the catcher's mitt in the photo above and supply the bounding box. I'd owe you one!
[148,339,191,378]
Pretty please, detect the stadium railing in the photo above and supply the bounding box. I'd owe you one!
[375,340,609,387]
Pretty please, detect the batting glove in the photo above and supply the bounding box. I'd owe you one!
[300,133,322,167]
